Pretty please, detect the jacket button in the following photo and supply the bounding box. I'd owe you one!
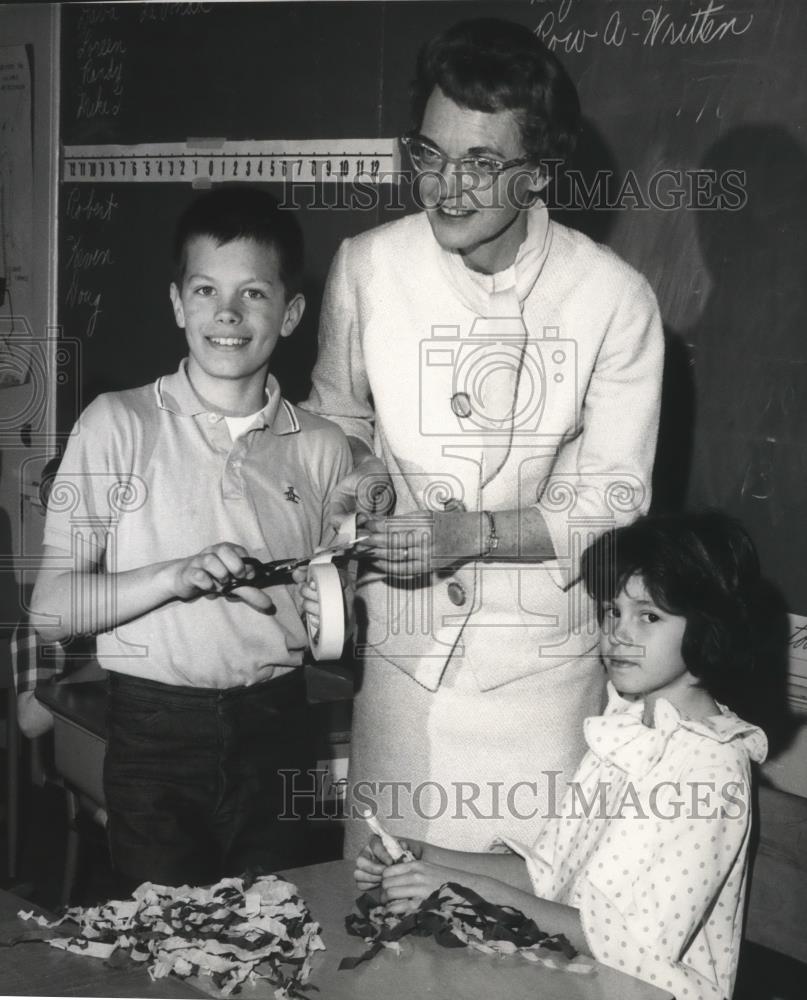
[450,392,472,418]
[447,580,466,606]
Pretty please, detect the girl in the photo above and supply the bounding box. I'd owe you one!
[356,511,768,1000]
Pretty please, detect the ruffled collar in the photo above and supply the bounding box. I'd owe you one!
[584,682,768,778]
[433,200,552,316]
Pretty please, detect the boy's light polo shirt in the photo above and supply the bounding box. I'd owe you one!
[43,361,352,688]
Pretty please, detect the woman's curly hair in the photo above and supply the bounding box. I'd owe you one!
[410,18,581,168]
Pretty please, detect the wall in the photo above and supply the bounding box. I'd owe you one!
[0,3,59,644]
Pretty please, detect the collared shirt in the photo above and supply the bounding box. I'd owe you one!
[43,361,352,688]
[301,208,664,693]
[505,683,767,1000]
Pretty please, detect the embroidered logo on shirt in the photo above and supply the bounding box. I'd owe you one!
[284,486,302,504]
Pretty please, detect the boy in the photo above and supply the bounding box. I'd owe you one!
[31,187,353,888]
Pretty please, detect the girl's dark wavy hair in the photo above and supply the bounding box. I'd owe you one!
[410,18,580,167]
[581,511,762,705]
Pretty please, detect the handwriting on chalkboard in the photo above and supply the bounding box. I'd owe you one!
[63,187,119,339]
[533,0,754,55]
[65,187,119,223]
[789,621,807,658]
[138,2,214,22]
[75,6,126,120]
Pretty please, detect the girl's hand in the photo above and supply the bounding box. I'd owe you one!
[380,859,459,913]
[354,835,387,891]
[354,835,422,891]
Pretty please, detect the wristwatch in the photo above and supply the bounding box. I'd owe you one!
[482,510,499,558]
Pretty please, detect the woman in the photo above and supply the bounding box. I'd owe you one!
[302,18,664,854]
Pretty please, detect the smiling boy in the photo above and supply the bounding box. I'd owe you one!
[31,187,352,888]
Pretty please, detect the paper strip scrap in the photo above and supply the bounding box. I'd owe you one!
[361,809,416,863]
[341,881,594,975]
[18,874,324,998]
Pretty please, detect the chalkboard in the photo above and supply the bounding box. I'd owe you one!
[57,0,398,412]
[57,0,807,613]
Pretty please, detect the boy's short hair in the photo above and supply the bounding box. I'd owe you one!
[410,17,580,166]
[581,511,762,703]
[173,187,304,299]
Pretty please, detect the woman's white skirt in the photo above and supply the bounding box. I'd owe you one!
[342,648,605,857]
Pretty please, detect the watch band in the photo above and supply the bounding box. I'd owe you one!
[482,510,499,558]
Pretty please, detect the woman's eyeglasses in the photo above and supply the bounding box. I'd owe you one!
[401,133,530,189]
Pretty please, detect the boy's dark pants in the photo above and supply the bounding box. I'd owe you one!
[104,670,315,889]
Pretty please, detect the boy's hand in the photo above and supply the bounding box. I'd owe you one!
[172,543,274,612]
[354,835,422,892]
[292,566,320,621]
[325,457,395,532]
[293,563,354,649]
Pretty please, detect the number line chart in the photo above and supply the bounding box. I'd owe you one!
[62,139,401,184]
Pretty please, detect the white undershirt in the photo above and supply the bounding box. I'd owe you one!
[224,409,264,440]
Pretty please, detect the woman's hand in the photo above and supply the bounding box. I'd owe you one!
[354,835,422,892]
[380,859,460,914]
[359,510,481,577]
[325,456,396,533]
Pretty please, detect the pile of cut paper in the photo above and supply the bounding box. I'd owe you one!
[19,873,324,998]
[341,881,594,975]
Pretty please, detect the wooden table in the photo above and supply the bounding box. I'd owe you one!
[0,861,671,999]
[278,860,673,1000]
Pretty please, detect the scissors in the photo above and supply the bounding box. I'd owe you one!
[221,535,370,592]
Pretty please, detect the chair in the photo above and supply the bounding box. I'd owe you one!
[9,620,109,904]
[0,635,21,880]
[7,620,67,882]
[34,679,107,906]
[20,655,353,903]
[744,783,807,965]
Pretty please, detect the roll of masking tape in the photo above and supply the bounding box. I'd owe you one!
[306,561,345,661]
[304,511,359,660]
